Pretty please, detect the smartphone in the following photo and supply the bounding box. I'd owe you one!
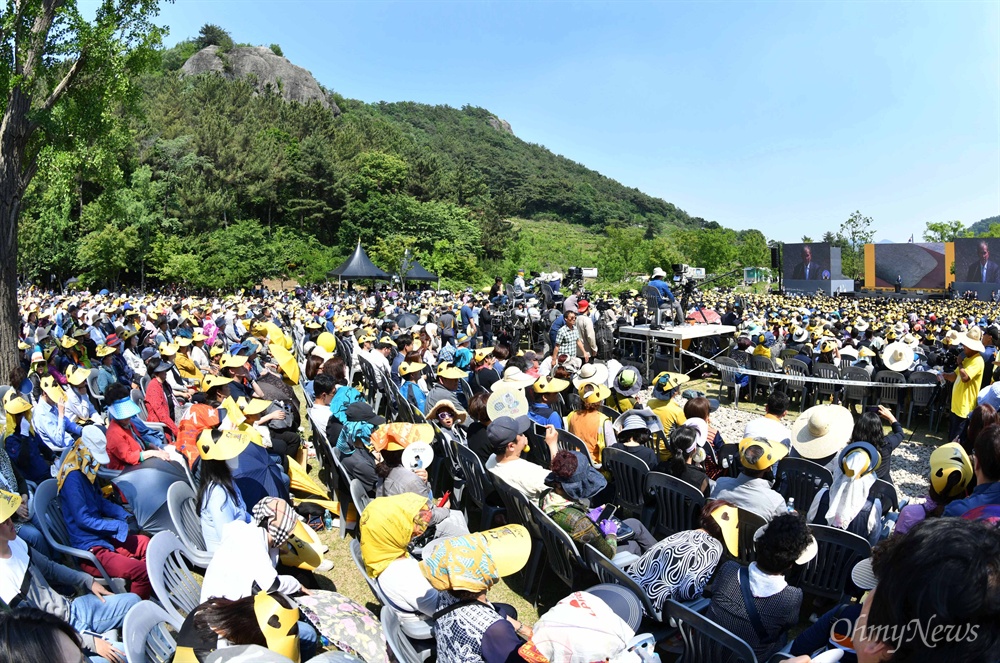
[598,504,617,523]
[866,406,878,414]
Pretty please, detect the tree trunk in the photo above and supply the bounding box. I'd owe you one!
[0,89,32,380]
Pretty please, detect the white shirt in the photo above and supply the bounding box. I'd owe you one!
[378,556,440,627]
[200,520,301,602]
[743,416,791,449]
[486,455,551,502]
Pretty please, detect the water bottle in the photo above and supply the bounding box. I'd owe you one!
[322,509,334,531]
[787,497,795,513]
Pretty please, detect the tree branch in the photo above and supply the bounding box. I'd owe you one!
[39,52,85,113]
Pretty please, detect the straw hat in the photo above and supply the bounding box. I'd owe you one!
[790,405,853,460]
[572,363,610,390]
[881,342,913,372]
[427,400,468,424]
[958,333,986,354]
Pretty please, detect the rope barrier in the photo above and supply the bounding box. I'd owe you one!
[678,348,940,389]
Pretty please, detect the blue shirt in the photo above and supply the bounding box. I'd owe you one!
[33,401,81,453]
[528,402,563,429]
[399,381,427,413]
[4,432,50,484]
[648,278,676,304]
[59,470,131,551]
[200,483,250,554]
[943,481,1000,517]
[979,383,1000,412]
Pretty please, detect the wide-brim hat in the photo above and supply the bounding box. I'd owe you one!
[738,436,789,471]
[3,392,32,415]
[474,347,494,363]
[427,400,468,424]
[790,404,854,460]
[578,381,611,404]
[572,362,610,390]
[370,422,435,453]
[839,441,882,478]
[544,451,607,501]
[959,333,986,353]
[399,361,427,376]
[437,363,469,380]
[791,328,809,343]
[95,344,116,357]
[612,366,642,398]
[107,396,141,421]
[59,335,78,349]
[929,442,973,498]
[203,375,234,392]
[197,428,253,461]
[881,341,913,372]
[65,366,91,386]
[613,408,663,434]
[40,376,65,404]
[220,354,246,369]
[651,371,689,400]
[236,397,272,416]
[0,490,22,523]
[534,376,570,394]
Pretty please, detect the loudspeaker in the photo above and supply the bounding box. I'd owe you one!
[770,247,780,269]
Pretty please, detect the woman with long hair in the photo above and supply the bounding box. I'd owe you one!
[664,423,711,497]
[850,405,904,482]
[196,428,251,554]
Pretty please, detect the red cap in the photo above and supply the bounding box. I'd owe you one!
[577,300,590,312]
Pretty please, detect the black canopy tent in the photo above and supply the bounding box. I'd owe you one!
[327,240,391,290]
[400,256,439,292]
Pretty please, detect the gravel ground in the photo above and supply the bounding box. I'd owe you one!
[639,385,933,502]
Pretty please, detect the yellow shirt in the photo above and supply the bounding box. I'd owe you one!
[647,397,686,460]
[951,353,984,418]
[174,352,204,388]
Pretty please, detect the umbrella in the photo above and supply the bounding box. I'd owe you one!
[232,439,289,509]
[112,458,191,535]
[394,311,419,328]
[686,307,722,324]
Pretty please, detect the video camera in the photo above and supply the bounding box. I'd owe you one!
[672,263,702,296]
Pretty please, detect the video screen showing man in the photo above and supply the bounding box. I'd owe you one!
[790,244,827,280]
[964,240,1000,284]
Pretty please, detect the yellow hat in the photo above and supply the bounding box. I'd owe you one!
[474,347,495,363]
[578,381,611,404]
[95,344,116,357]
[651,371,690,398]
[533,376,570,394]
[159,343,178,357]
[0,490,22,523]
[203,375,233,392]
[2,392,32,415]
[399,361,427,377]
[196,427,253,461]
[437,363,469,380]
[175,337,193,347]
[220,354,246,369]
[707,503,739,556]
[930,442,973,498]
[209,346,225,358]
[738,436,788,471]
[59,335,78,349]
[192,332,208,342]
[40,375,65,404]
[237,397,272,416]
[269,344,300,384]
[65,366,91,387]
[253,591,301,663]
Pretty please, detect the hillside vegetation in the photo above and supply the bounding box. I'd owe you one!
[16,26,768,291]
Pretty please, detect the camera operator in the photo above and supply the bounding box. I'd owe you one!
[647,267,685,325]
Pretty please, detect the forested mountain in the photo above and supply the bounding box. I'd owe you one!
[967,216,1000,236]
[16,27,756,291]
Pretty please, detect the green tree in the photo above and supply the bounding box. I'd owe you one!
[77,224,141,289]
[0,0,166,378]
[839,211,875,280]
[197,23,233,51]
[801,235,814,243]
[923,220,967,242]
[596,227,646,282]
[737,229,769,268]
[269,43,283,57]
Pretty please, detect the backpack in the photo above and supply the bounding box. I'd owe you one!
[595,317,615,360]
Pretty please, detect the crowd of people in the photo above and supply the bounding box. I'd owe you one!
[0,273,998,663]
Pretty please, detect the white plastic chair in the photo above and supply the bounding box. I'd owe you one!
[166,481,213,567]
[123,600,180,663]
[146,531,203,627]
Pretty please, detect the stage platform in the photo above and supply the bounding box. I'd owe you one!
[617,323,737,379]
[843,290,954,301]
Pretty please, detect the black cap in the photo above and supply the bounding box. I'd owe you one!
[345,402,386,426]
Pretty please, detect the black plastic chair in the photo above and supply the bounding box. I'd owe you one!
[750,355,781,401]
[736,508,767,564]
[666,599,758,663]
[645,471,706,539]
[841,366,872,412]
[871,479,900,513]
[796,524,871,603]
[906,371,939,430]
[453,443,504,531]
[715,443,741,479]
[874,370,906,421]
[492,477,544,601]
[775,458,833,514]
[603,447,650,522]
[781,358,810,409]
[811,363,842,406]
[556,428,593,465]
[529,501,583,591]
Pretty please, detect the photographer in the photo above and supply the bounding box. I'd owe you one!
[942,333,986,442]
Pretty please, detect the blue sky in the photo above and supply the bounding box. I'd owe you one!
[152,0,999,243]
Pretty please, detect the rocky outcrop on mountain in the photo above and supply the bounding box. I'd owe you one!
[487,115,513,135]
[181,45,340,114]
